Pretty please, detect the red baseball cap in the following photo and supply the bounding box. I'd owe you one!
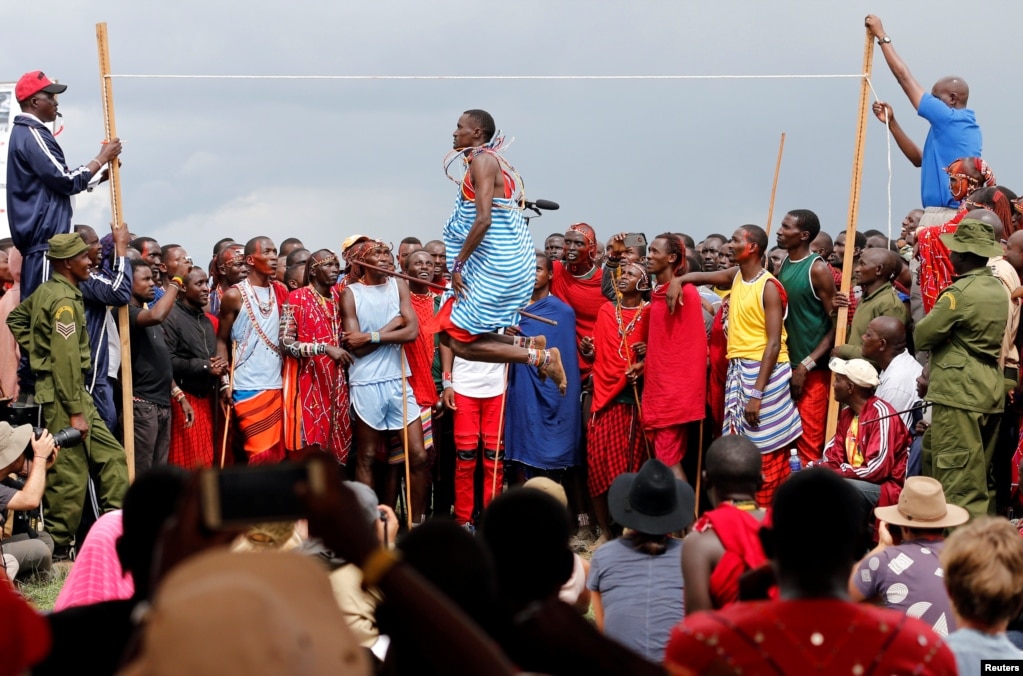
[15,71,67,102]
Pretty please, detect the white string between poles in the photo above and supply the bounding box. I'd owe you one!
[104,71,894,239]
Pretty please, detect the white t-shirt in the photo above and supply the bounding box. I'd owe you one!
[452,357,505,398]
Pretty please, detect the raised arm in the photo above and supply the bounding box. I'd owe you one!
[865,15,925,109]
[872,102,922,167]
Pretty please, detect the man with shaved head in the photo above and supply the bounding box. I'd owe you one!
[860,316,921,429]
[834,247,908,359]
[681,435,768,613]
[866,15,982,226]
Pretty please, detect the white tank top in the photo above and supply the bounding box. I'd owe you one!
[348,278,409,385]
[231,279,284,391]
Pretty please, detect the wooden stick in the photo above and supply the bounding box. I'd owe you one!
[764,132,787,236]
[826,29,875,441]
[490,363,510,502]
[694,421,705,517]
[96,23,134,482]
[400,347,413,529]
[219,341,236,469]
[356,260,557,326]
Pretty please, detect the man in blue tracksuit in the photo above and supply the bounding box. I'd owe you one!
[6,70,122,301]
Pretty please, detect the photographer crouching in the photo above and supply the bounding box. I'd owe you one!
[0,422,57,582]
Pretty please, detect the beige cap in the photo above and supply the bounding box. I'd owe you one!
[829,357,880,388]
[121,549,370,676]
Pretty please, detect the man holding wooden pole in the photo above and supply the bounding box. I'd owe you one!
[6,71,122,303]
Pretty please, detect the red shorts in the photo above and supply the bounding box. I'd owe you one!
[453,392,504,450]
[647,424,688,467]
[431,298,481,344]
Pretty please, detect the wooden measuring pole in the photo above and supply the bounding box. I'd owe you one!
[764,132,787,236]
[96,22,134,482]
[825,29,875,441]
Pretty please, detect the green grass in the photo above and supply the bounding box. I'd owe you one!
[19,564,69,611]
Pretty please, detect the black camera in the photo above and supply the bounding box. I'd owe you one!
[33,426,83,449]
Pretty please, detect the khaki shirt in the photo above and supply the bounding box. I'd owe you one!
[988,256,1020,373]
[835,281,910,360]
[915,267,1007,414]
[7,274,92,415]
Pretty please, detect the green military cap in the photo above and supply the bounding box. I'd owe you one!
[939,219,1003,258]
[45,233,89,260]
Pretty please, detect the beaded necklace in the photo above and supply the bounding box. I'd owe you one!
[309,285,341,344]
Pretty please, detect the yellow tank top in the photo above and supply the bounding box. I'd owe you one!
[726,269,790,362]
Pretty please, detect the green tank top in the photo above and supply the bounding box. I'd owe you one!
[776,253,832,364]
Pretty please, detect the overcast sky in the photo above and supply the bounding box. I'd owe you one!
[2,0,1020,264]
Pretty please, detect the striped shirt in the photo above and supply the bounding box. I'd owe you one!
[442,195,534,334]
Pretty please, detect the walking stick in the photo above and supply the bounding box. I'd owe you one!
[827,28,875,441]
[400,346,414,529]
[764,132,787,236]
[96,23,134,482]
[219,341,235,469]
[490,363,511,503]
[694,420,705,517]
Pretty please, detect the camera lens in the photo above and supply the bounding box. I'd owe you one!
[51,427,83,449]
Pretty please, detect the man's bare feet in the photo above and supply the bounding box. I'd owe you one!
[540,347,567,395]
[529,335,546,351]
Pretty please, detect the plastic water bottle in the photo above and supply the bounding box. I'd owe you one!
[789,448,802,474]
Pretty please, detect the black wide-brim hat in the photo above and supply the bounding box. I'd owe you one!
[608,459,696,535]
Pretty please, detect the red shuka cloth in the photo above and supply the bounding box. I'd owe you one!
[407,293,439,408]
[590,301,649,413]
[643,284,707,428]
[551,262,605,379]
[692,503,769,609]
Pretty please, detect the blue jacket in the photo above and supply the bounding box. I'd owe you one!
[6,114,93,256]
[81,255,133,392]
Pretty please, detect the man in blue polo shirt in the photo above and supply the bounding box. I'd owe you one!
[864,15,982,228]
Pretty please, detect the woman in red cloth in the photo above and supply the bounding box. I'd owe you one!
[581,262,649,541]
[916,157,999,313]
[643,234,708,481]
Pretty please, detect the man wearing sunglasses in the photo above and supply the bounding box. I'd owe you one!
[7,71,122,303]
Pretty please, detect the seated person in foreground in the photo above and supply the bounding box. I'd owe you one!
[815,358,909,517]
[664,469,956,675]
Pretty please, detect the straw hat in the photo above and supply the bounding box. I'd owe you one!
[121,549,369,676]
[874,476,969,529]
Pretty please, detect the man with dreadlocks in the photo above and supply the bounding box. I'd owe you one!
[341,239,430,524]
[435,109,567,394]
[280,249,354,464]
[672,225,802,507]
[643,233,708,482]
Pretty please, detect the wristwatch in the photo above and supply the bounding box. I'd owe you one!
[878,35,891,45]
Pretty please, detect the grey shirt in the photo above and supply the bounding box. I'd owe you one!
[587,537,683,662]
[947,628,1023,676]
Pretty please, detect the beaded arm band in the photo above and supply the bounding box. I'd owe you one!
[451,259,465,275]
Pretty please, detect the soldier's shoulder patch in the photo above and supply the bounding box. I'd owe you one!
[938,291,956,311]
[55,320,76,340]
[53,304,75,321]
